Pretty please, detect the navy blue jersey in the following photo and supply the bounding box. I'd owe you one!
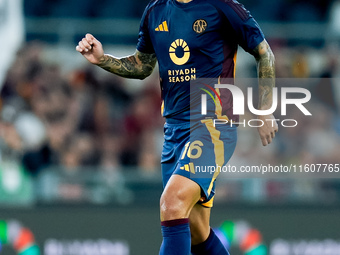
[137,0,264,121]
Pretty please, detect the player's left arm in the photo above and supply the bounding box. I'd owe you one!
[252,39,278,146]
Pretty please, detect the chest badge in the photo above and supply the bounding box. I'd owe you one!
[193,19,207,34]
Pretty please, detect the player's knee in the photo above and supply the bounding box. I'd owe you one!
[160,200,183,220]
[160,191,188,220]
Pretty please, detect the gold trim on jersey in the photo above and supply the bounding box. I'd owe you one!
[201,119,225,196]
[233,51,237,78]
[216,77,230,121]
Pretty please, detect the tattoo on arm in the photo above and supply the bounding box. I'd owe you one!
[98,50,157,80]
[253,40,275,109]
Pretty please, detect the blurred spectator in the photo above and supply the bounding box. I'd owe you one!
[0,0,24,89]
[1,41,164,177]
[314,52,339,113]
[328,0,340,42]
[291,50,310,78]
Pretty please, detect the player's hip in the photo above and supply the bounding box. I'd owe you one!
[161,118,237,166]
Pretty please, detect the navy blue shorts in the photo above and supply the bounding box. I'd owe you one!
[161,119,237,207]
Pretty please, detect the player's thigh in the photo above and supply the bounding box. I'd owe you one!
[160,174,201,221]
[174,119,237,205]
[161,122,190,188]
[189,204,211,245]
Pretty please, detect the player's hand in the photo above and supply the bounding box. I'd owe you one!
[257,114,278,146]
[76,33,104,65]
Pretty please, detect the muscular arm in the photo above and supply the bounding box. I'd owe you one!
[252,39,278,146]
[98,50,157,80]
[252,39,275,109]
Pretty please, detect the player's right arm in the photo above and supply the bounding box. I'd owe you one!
[76,33,157,80]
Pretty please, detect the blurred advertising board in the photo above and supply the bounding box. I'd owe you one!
[1,206,340,255]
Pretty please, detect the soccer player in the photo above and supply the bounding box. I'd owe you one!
[76,0,278,254]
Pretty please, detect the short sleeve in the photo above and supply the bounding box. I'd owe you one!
[136,2,155,54]
[214,0,265,53]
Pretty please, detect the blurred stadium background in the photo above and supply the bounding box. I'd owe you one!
[1,0,340,254]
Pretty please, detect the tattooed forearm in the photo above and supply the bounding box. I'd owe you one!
[253,40,275,109]
[138,52,157,77]
[97,50,157,80]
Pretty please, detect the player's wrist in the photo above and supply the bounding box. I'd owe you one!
[96,54,107,66]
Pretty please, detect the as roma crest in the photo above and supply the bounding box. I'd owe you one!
[193,19,207,34]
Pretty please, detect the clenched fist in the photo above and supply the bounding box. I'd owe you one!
[76,33,104,65]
